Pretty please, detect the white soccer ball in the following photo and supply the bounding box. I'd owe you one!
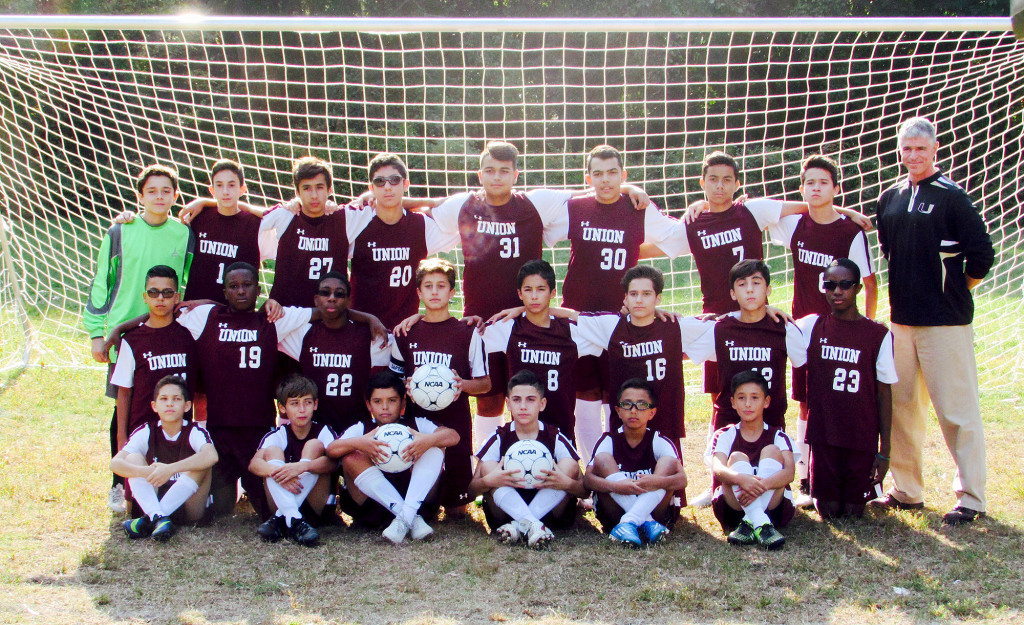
[408,363,458,412]
[502,439,555,490]
[373,423,414,473]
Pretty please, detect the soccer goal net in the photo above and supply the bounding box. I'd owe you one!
[0,17,1021,388]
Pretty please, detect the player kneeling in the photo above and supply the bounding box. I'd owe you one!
[111,375,217,542]
[472,370,586,548]
[707,371,798,550]
[328,371,459,544]
[584,379,686,547]
[249,375,337,547]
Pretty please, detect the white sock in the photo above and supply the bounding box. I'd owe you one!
[158,475,198,517]
[730,460,770,528]
[475,415,504,450]
[352,466,404,519]
[621,489,666,526]
[265,460,302,524]
[754,457,784,519]
[795,417,809,481]
[703,420,716,469]
[294,459,317,507]
[606,472,638,513]
[527,488,566,521]
[573,399,604,464]
[401,447,444,526]
[127,476,163,519]
[492,486,540,525]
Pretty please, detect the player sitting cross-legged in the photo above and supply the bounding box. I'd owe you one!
[327,371,459,544]
[584,378,686,547]
[249,375,338,547]
[471,370,587,548]
[111,375,217,542]
[707,370,798,550]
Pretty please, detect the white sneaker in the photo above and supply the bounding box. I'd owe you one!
[495,522,521,543]
[108,484,126,514]
[689,487,714,508]
[794,492,814,509]
[410,515,434,541]
[382,517,409,544]
[526,521,554,548]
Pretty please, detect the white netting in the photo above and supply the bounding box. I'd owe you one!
[0,20,1022,387]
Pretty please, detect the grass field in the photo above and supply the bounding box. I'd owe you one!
[1,357,1021,625]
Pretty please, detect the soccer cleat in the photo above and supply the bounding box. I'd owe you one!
[609,522,642,547]
[754,523,786,550]
[494,522,522,544]
[288,519,320,547]
[257,515,287,543]
[382,517,410,544]
[869,493,924,511]
[108,484,127,514]
[727,520,757,546]
[640,520,669,545]
[150,515,176,542]
[794,491,814,509]
[121,516,153,539]
[689,487,714,508]
[526,521,554,548]
[410,515,434,541]
[942,506,985,526]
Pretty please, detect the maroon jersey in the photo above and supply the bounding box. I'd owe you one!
[686,202,765,314]
[258,421,338,463]
[485,316,581,436]
[707,423,795,492]
[113,322,198,433]
[805,315,893,452]
[193,306,281,429]
[184,209,262,303]
[297,321,377,433]
[601,317,687,441]
[562,195,646,312]
[349,212,429,328]
[712,316,791,429]
[477,421,579,463]
[593,428,677,477]
[269,211,350,308]
[456,193,547,318]
[786,217,869,317]
[143,420,212,466]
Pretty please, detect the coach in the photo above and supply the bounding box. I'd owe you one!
[874,117,995,525]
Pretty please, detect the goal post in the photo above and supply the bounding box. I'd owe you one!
[0,16,1021,388]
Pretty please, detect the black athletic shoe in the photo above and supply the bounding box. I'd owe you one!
[257,515,287,543]
[869,493,924,511]
[151,515,176,542]
[727,520,757,546]
[289,519,320,547]
[799,478,810,495]
[122,516,153,540]
[942,506,985,526]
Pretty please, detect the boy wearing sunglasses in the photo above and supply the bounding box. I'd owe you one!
[795,259,896,520]
[584,379,686,547]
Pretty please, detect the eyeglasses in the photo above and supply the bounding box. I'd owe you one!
[371,175,404,187]
[145,288,177,299]
[617,400,655,411]
[822,280,857,291]
[317,289,348,299]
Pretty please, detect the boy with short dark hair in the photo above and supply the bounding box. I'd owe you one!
[111,375,217,542]
[327,371,459,544]
[390,258,490,513]
[250,375,338,547]
[706,371,798,550]
[795,259,896,520]
[584,379,686,547]
[472,370,585,547]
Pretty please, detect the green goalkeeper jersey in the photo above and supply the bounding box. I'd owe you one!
[83,217,194,352]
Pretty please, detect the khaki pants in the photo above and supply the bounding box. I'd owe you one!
[889,323,986,511]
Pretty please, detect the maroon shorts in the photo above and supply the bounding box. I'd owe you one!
[593,493,679,533]
[341,469,441,529]
[791,364,808,402]
[440,447,473,509]
[575,355,602,395]
[703,361,721,394]
[481,352,508,398]
[712,491,794,531]
[207,425,267,512]
[482,489,578,531]
[809,443,877,505]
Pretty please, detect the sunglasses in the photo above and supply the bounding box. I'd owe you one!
[317,289,349,299]
[371,175,404,187]
[822,280,858,291]
[617,400,655,411]
[145,288,177,299]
